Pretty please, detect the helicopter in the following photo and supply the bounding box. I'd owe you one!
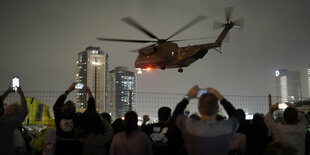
[97,7,243,73]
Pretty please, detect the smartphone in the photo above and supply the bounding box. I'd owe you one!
[197,89,208,98]
[278,103,288,110]
[12,77,20,92]
[75,83,84,90]
[245,114,253,120]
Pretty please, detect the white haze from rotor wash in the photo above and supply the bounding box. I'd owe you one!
[0,0,309,97]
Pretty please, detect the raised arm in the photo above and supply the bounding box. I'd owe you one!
[53,82,76,113]
[207,88,239,120]
[264,103,279,131]
[0,86,12,116]
[171,86,199,124]
[5,86,29,127]
[172,99,189,119]
[17,87,28,119]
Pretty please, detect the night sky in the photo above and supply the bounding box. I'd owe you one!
[1,0,309,97]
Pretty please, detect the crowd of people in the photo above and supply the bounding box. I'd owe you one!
[0,82,309,155]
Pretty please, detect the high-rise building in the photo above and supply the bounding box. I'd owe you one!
[76,46,108,113]
[108,66,136,120]
[308,64,310,97]
[275,69,302,102]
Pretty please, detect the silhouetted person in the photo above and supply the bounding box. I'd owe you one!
[246,113,272,155]
[53,82,95,155]
[264,103,307,155]
[172,86,240,155]
[236,109,251,136]
[101,112,112,124]
[233,109,251,155]
[110,111,152,155]
[142,107,171,155]
[111,118,124,134]
[0,86,28,155]
[75,112,113,155]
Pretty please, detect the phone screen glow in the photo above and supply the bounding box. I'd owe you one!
[197,89,208,98]
[12,77,19,91]
[75,83,84,90]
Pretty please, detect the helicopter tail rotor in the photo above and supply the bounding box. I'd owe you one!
[213,7,244,30]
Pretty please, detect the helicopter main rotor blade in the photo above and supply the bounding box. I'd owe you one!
[128,43,157,52]
[97,37,157,43]
[122,17,159,40]
[166,15,207,41]
[169,36,217,42]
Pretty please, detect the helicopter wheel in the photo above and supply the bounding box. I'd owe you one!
[160,66,166,70]
[178,68,183,73]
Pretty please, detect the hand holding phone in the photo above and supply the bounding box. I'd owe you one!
[75,83,84,90]
[12,77,20,92]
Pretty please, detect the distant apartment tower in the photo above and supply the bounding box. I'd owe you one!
[308,64,310,97]
[76,46,108,113]
[275,69,302,102]
[108,66,136,120]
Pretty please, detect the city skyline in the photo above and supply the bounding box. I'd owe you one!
[0,0,309,97]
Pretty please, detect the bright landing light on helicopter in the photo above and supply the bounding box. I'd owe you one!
[146,67,152,72]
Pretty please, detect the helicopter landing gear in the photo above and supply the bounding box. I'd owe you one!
[178,68,183,73]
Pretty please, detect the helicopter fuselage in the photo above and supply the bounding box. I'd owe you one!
[134,42,218,70]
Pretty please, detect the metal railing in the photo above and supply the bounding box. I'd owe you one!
[1,91,309,123]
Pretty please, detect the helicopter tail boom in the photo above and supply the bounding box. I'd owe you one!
[214,23,234,46]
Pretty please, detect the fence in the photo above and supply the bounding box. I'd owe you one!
[1,91,310,123]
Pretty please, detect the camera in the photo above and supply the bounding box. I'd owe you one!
[12,77,20,92]
[197,89,208,98]
[75,83,84,90]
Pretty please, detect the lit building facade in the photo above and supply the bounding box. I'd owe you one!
[275,69,302,102]
[76,46,108,113]
[108,66,136,120]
